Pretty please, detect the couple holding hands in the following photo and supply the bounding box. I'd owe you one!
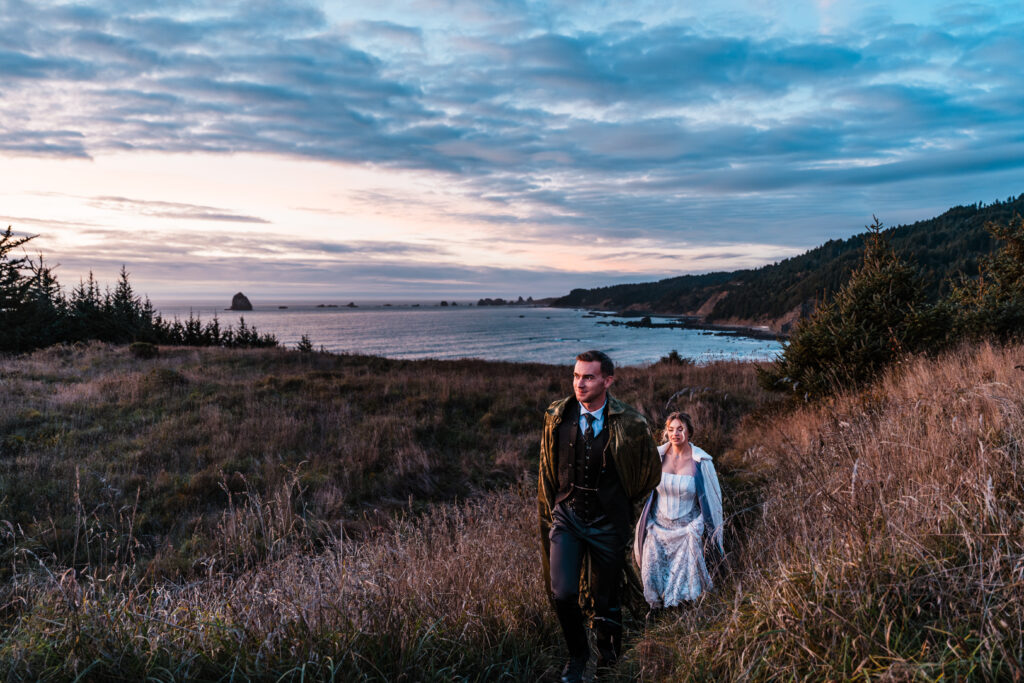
[538,350,724,682]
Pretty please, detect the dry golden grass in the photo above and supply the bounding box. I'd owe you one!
[2,486,559,681]
[631,342,1024,680]
[0,343,765,576]
[1,343,561,575]
[1,343,771,679]
[15,342,1018,679]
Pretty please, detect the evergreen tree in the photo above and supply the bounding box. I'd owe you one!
[68,272,105,342]
[0,227,36,352]
[108,265,142,342]
[296,334,314,353]
[759,219,945,399]
[23,254,67,350]
[203,314,222,346]
[137,296,160,343]
[948,214,1024,341]
[0,227,280,354]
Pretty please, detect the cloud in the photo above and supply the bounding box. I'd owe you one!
[30,227,654,299]
[1,0,1023,273]
[0,48,93,79]
[0,213,103,230]
[347,19,424,50]
[23,221,451,273]
[61,252,674,300]
[88,196,271,223]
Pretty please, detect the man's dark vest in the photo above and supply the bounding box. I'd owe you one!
[553,400,631,536]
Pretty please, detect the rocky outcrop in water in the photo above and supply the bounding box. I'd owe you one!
[229,292,253,311]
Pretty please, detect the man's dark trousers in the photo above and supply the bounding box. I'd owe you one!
[549,503,625,661]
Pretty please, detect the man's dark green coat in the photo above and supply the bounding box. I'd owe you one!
[537,394,662,601]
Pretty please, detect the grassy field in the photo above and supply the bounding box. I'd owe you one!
[2,342,1022,679]
[0,343,766,680]
[636,342,1024,680]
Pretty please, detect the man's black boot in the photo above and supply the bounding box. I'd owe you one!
[560,655,588,683]
[593,617,622,678]
[553,598,589,683]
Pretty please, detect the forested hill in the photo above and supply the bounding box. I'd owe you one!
[553,193,1024,332]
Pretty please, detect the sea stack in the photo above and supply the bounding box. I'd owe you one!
[229,292,253,311]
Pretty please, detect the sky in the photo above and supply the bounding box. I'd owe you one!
[2,0,1023,302]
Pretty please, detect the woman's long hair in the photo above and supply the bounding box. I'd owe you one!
[661,411,695,444]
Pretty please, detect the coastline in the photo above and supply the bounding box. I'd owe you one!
[152,297,785,343]
[543,302,787,341]
[597,315,784,341]
[147,302,784,365]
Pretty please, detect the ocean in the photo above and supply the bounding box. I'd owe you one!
[151,301,784,367]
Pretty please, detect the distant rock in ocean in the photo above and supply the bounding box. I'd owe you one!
[229,292,253,311]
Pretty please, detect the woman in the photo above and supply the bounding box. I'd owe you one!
[633,411,724,608]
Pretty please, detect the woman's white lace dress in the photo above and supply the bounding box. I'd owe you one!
[640,472,712,606]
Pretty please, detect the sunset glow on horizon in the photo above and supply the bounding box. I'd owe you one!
[2,0,1023,300]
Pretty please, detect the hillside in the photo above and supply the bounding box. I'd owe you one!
[3,342,1021,679]
[0,343,769,679]
[0,344,764,578]
[554,194,1024,332]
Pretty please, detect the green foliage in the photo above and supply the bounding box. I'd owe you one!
[0,228,278,353]
[0,227,39,351]
[948,214,1024,341]
[129,341,159,359]
[658,349,692,366]
[296,333,314,353]
[554,194,1024,322]
[759,219,946,398]
[556,270,736,311]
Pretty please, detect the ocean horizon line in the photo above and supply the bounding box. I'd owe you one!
[150,296,557,308]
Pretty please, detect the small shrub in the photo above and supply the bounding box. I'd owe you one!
[295,334,314,353]
[143,367,188,389]
[658,349,691,366]
[129,341,158,359]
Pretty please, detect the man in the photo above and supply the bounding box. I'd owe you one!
[538,350,661,682]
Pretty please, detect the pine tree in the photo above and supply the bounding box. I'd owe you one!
[760,218,945,399]
[69,272,105,342]
[23,254,67,349]
[0,226,36,352]
[109,265,142,342]
[948,214,1024,341]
